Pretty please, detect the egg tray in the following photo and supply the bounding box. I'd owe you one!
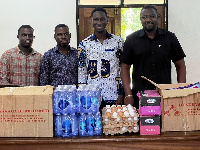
[103,123,139,135]
[102,114,139,123]
[101,105,140,135]
[101,106,140,123]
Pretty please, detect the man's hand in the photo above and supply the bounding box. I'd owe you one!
[116,95,124,105]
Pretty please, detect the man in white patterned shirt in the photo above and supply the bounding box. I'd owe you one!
[78,7,124,107]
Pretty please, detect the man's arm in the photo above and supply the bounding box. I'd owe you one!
[174,58,186,83]
[120,63,134,105]
[0,52,10,84]
[40,54,50,86]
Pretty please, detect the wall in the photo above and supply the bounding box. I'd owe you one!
[0,0,77,55]
[0,0,199,83]
[168,0,200,83]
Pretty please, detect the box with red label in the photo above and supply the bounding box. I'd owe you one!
[138,90,161,116]
[140,115,160,135]
[142,76,200,132]
[0,86,53,137]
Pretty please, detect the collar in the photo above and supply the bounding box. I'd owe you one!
[89,31,113,42]
[54,45,73,53]
[54,46,59,52]
[16,46,36,55]
[138,28,165,38]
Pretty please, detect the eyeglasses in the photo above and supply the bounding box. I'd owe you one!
[21,34,35,38]
[141,15,156,20]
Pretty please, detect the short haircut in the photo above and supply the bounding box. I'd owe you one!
[55,24,69,32]
[141,5,158,14]
[18,25,34,35]
[91,7,107,17]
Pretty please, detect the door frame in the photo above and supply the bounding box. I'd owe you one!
[76,0,168,46]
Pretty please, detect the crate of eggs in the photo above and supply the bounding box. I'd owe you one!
[102,104,139,135]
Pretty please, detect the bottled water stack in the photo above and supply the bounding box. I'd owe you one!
[76,84,102,114]
[53,84,102,137]
[78,112,102,136]
[53,85,76,115]
[53,85,77,137]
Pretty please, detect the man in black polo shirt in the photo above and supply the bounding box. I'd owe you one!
[120,5,186,108]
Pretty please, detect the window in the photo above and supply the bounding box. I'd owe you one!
[124,0,165,4]
[78,0,121,5]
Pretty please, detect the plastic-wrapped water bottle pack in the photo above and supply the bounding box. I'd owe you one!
[53,84,102,137]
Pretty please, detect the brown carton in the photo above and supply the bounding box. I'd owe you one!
[0,86,54,137]
[142,76,200,132]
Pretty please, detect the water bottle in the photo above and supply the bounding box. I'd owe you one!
[71,113,78,136]
[85,86,93,113]
[62,85,76,115]
[54,114,62,137]
[94,112,102,136]
[80,92,90,113]
[86,113,95,136]
[79,113,87,136]
[75,88,81,113]
[90,84,102,113]
[58,91,66,114]
[76,84,87,113]
[70,86,77,114]
[53,87,62,115]
[90,86,98,114]
[62,114,72,137]
[76,87,82,113]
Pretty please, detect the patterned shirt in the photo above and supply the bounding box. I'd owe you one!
[0,46,42,86]
[40,46,78,87]
[78,32,124,104]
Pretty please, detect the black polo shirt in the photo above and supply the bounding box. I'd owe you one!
[121,28,186,91]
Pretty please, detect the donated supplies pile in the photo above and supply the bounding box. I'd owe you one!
[53,84,102,137]
[102,104,139,135]
[0,86,54,137]
[2,77,200,138]
[137,90,161,135]
[142,76,200,132]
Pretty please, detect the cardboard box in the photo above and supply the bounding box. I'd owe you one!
[142,76,200,132]
[140,115,160,135]
[0,86,54,137]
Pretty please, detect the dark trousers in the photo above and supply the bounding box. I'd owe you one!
[132,90,139,109]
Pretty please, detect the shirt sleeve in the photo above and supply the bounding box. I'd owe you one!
[120,35,134,65]
[0,51,10,84]
[40,52,50,86]
[78,41,87,85]
[117,37,125,95]
[171,33,186,62]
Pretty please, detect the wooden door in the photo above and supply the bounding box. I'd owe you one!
[155,6,165,29]
[78,8,121,44]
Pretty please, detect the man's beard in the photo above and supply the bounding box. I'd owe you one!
[59,43,69,48]
[144,22,157,32]
[21,44,32,49]
[145,27,155,32]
